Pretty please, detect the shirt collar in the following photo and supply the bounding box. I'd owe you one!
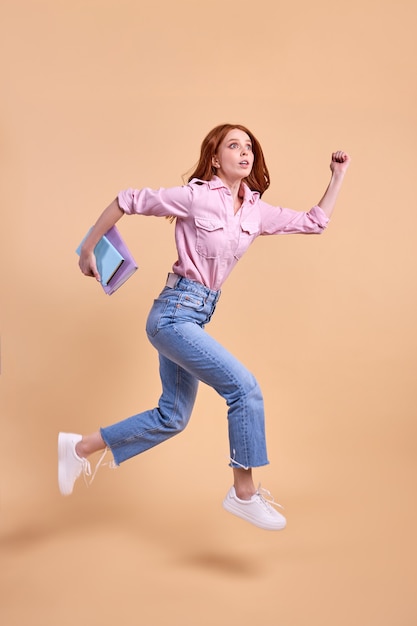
[191,176,260,204]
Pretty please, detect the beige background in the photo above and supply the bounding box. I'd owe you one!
[1,0,416,624]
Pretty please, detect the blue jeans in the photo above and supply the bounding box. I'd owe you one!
[100,275,269,469]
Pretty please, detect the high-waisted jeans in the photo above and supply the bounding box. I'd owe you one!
[100,275,269,469]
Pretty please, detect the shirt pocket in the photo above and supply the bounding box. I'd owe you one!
[194,217,225,259]
[234,221,259,259]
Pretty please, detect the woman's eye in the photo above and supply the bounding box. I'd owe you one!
[228,142,252,150]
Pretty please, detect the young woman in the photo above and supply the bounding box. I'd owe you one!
[58,124,350,531]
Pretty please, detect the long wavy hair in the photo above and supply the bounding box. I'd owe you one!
[187,123,270,196]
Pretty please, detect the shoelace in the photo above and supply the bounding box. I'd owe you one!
[82,448,116,488]
[80,457,92,487]
[229,449,249,470]
[256,485,285,512]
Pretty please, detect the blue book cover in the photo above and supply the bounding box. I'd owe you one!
[76,228,125,286]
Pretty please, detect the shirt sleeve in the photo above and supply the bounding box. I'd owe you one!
[258,200,330,235]
[117,184,194,218]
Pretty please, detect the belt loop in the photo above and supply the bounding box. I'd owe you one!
[166,272,179,288]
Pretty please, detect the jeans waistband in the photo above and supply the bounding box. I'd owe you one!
[165,272,220,300]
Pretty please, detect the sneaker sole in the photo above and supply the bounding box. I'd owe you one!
[58,433,77,496]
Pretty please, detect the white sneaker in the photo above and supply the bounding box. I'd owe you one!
[222,485,287,531]
[58,432,91,496]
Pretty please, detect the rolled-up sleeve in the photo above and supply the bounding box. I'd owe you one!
[259,201,330,235]
[117,185,194,218]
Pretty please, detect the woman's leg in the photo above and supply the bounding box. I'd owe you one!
[76,431,105,458]
[149,320,269,473]
[100,353,199,464]
[74,353,199,462]
[58,352,199,495]
[233,467,256,499]
[149,322,289,529]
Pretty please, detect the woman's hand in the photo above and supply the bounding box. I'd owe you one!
[79,249,101,282]
[317,151,351,218]
[77,198,124,283]
[330,151,351,176]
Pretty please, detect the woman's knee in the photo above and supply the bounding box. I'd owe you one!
[158,406,192,435]
[224,369,263,406]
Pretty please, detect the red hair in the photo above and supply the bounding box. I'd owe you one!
[187,124,270,196]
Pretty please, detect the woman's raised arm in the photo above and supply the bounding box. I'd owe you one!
[317,151,351,219]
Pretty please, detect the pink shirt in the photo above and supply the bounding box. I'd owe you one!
[118,176,329,290]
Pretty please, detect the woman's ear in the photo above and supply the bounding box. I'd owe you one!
[212,155,220,169]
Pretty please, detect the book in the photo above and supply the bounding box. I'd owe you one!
[102,225,138,294]
[76,225,138,295]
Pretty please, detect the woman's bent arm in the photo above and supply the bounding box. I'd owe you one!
[79,198,124,281]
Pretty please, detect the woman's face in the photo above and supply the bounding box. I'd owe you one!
[212,129,254,184]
